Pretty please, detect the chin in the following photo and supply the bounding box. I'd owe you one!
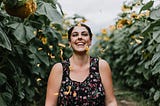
[74,50,87,54]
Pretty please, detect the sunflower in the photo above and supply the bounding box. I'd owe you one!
[5,0,37,19]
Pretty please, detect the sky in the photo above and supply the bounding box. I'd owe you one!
[58,0,125,33]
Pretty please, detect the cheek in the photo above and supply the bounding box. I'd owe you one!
[89,38,92,45]
[88,40,92,45]
[70,37,76,42]
[70,39,76,43]
[86,37,92,42]
[84,36,91,41]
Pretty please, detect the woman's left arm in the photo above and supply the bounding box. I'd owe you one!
[99,59,117,106]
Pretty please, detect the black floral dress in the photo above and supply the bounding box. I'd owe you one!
[57,57,105,106]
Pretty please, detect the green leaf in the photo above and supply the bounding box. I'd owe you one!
[36,51,49,66]
[155,35,160,43]
[0,95,7,106]
[144,61,151,69]
[28,45,49,66]
[154,91,160,101]
[3,0,17,8]
[153,30,160,39]
[18,91,25,100]
[7,23,20,29]
[142,20,160,35]
[25,26,36,42]
[28,53,40,64]
[133,79,142,87]
[16,0,28,7]
[4,0,28,7]
[1,92,12,105]
[0,27,12,51]
[25,87,35,98]
[156,44,160,52]
[151,52,160,65]
[129,25,139,34]
[146,45,154,53]
[43,26,61,40]
[152,61,160,75]
[139,1,154,13]
[0,72,7,86]
[143,71,150,80]
[13,23,35,44]
[150,7,160,20]
[36,1,63,23]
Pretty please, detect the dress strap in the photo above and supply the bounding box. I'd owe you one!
[90,57,99,73]
[61,59,70,78]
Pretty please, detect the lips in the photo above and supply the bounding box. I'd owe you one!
[76,42,85,46]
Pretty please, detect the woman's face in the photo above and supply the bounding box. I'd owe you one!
[69,26,92,53]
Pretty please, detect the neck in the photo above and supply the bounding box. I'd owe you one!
[70,53,90,66]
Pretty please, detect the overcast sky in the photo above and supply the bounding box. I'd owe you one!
[58,0,125,33]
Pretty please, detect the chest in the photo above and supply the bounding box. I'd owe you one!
[57,57,105,105]
[69,65,90,82]
[58,72,105,105]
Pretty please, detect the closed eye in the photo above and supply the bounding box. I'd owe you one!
[71,32,78,37]
[81,32,89,36]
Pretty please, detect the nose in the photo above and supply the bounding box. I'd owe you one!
[78,34,82,40]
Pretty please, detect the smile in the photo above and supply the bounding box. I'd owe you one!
[76,42,86,46]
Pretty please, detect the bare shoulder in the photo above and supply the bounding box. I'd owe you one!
[98,58,117,106]
[51,62,63,74]
[99,58,111,72]
[47,62,63,89]
[49,62,63,80]
[98,58,112,79]
[45,63,63,106]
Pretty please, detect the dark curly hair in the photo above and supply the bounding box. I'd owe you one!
[68,24,93,41]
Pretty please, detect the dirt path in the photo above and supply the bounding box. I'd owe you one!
[117,100,137,106]
[114,87,142,106]
[114,86,155,106]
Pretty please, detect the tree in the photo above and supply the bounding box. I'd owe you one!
[0,0,64,105]
[92,0,160,105]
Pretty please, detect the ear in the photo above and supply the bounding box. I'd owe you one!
[89,38,92,46]
[68,42,71,48]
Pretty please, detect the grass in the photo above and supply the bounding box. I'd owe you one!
[114,83,155,106]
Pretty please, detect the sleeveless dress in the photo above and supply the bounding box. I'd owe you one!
[57,57,105,106]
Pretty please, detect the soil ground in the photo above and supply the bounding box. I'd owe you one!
[114,87,155,106]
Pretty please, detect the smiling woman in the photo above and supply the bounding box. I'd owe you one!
[45,23,117,106]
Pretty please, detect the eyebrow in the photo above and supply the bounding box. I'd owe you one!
[81,31,88,33]
[72,31,88,33]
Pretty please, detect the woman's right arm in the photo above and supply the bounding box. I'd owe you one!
[45,63,63,106]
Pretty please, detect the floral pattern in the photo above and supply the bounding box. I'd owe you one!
[57,57,105,106]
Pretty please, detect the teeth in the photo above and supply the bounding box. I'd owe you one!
[78,43,84,44]
[77,42,84,46]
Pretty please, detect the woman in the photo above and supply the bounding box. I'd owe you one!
[45,23,117,106]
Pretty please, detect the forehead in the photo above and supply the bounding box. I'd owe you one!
[72,26,88,33]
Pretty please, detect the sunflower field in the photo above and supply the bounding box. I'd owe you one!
[0,0,160,105]
[91,0,160,105]
[0,0,66,105]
